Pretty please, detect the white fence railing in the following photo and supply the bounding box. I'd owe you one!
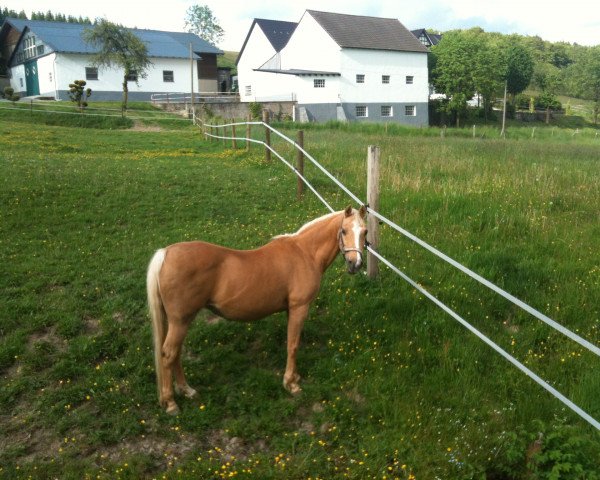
[150,92,239,104]
[195,115,600,431]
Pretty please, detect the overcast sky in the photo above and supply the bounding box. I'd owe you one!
[4,0,600,51]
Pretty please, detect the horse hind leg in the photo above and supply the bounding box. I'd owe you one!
[174,346,198,399]
[160,317,192,415]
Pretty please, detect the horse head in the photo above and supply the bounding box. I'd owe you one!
[339,205,368,274]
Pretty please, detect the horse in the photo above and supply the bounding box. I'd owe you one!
[146,205,368,414]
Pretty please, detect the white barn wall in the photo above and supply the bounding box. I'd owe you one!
[52,54,197,100]
[237,24,276,102]
[339,50,428,103]
[280,12,340,73]
[37,53,57,97]
[10,64,25,95]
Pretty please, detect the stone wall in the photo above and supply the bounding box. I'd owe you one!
[159,100,296,121]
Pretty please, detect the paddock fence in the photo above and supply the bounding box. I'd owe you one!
[194,112,600,432]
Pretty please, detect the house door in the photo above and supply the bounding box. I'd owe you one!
[24,60,40,96]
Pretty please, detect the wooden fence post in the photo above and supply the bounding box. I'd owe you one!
[246,114,251,151]
[367,145,380,279]
[296,130,304,200]
[231,118,237,149]
[263,109,271,162]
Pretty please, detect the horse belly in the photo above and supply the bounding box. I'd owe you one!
[209,280,289,322]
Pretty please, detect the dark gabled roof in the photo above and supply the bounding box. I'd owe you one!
[255,19,297,52]
[411,28,442,46]
[307,10,428,53]
[2,18,222,60]
[236,18,297,65]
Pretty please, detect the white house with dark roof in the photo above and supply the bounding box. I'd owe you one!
[237,10,429,125]
[0,18,223,100]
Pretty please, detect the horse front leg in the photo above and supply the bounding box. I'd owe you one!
[283,304,309,395]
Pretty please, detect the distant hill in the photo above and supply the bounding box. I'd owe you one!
[217,51,238,75]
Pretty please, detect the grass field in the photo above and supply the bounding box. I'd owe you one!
[1,110,599,479]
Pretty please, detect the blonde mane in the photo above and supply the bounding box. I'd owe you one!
[274,211,340,239]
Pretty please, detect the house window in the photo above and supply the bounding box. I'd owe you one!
[382,75,390,84]
[49,72,53,83]
[163,70,174,82]
[356,105,368,118]
[16,52,24,63]
[381,106,392,117]
[419,34,429,46]
[36,45,45,56]
[245,85,252,96]
[405,105,416,116]
[127,70,138,82]
[19,78,24,88]
[406,76,414,85]
[86,67,98,81]
[24,36,37,59]
[314,78,325,88]
[356,74,365,84]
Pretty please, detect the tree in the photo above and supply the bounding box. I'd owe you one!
[500,38,534,134]
[184,5,223,46]
[533,62,561,123]
[83,20,152,112]
[576,46,600,124]
[471,32,506,120]
[431,30,480,127]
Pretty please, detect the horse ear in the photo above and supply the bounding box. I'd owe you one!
[344,205,353,217]
[359,205,367,219]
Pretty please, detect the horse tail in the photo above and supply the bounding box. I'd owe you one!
[147,248,167,404]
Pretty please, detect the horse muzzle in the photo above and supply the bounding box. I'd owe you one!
[344,250,363,274]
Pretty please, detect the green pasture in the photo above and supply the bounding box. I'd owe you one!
[1,111,599,479]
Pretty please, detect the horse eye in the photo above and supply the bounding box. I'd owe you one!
[341,229,347,235]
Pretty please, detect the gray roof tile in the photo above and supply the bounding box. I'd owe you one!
[307,10,428,53]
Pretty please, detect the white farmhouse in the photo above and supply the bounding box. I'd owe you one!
[0,18,222,101]
[237,10,430,125]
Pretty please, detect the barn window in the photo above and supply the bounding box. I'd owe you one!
[382,75,390,84]
[381,106,392,117]
[356,74,365,84]
[245,85,252,96]
[405,105,416,116]
[163,70,174,82]
[314,78,325,88]
[85,67,98,81]
[406,75,414,84]
[356,105,367,117]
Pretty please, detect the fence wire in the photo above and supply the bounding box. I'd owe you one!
[198,117,599,431]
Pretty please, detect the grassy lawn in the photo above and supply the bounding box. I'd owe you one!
[1,112,599,479]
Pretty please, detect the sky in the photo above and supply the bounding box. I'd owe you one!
[4,0,600,51]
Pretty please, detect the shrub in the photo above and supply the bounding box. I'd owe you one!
[536,93,562,111]
[248,101,262,120]
[68,80,92,111]
[3,86,20,102]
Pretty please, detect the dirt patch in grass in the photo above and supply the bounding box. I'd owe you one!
[130,121,162,132]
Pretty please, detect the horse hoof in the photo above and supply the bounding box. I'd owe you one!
[175,384,198,399]
[166,403,180,415]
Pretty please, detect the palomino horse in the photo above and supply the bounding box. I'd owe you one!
[147,206,367,414]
